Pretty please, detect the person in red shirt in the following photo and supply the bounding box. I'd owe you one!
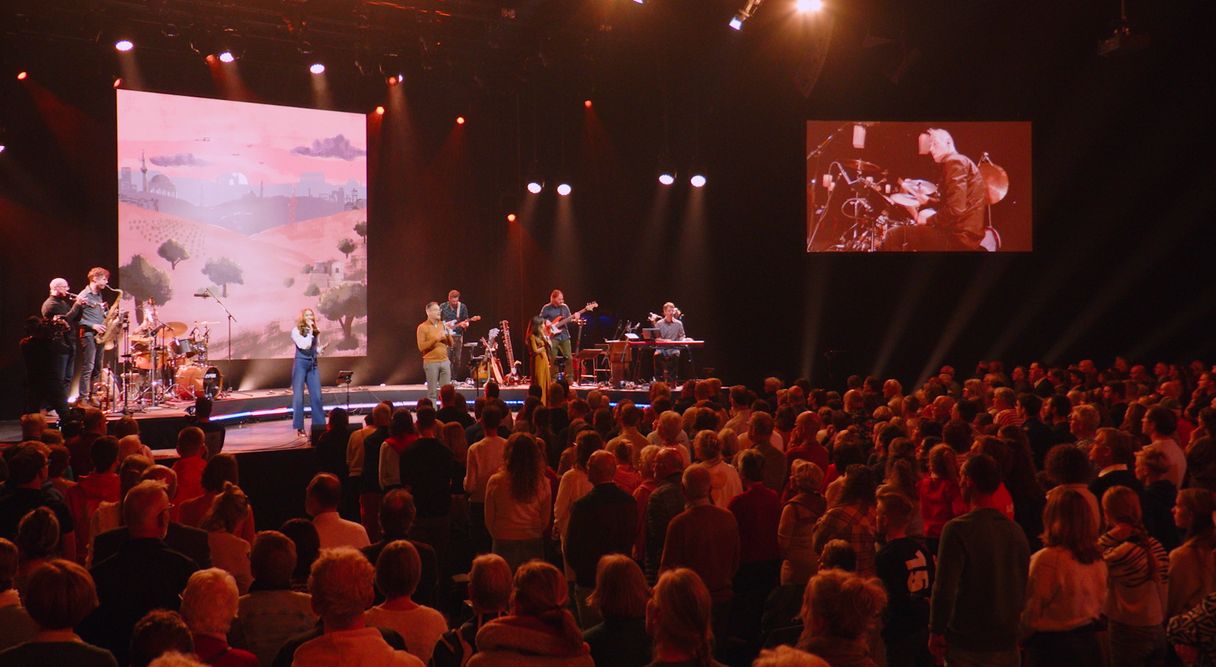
[728,450,782,645]
[918,444,967,555]
[172,427,208,505]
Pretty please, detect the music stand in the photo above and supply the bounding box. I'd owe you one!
[338,370,354,412]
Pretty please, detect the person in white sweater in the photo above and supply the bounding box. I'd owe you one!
[1021,488,1108,667]
[485,434,552,572]
[365,541,448,665]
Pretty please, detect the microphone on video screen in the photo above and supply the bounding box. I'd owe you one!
[194,288,211,299]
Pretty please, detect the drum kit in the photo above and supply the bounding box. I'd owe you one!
[817,155,1009,252]
[123,319,223,406]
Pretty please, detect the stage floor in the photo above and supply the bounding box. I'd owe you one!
[1,382,654,452]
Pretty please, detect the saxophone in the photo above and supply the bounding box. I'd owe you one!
[97,288,125,351]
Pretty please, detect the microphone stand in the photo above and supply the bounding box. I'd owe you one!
[200,289,238,362]
[806,123,849,251]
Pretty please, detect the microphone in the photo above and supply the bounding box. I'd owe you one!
[194,288,211,298]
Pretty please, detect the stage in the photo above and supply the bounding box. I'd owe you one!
[0,382,655,452]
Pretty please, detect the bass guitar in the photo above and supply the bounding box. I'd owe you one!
[543,301,598,339]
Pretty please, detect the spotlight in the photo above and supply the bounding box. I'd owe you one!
[374,105,385,116]
[217,50,236,64]
[690,174,707,188]
[526,180,544,194]
[387,74,402,85]
[583,99,593,109]
[456,116,466,125]
[729,13,746,30]
[0,145,5,154]
[506,213,517,223]
[795,0,823,11]
[729,0,763,30]
[309,62,326,75]
[659,172,675,186]
[556,183,572,197]
[17,71,28,81]
[113,77,123,88]
[114,39,135,52]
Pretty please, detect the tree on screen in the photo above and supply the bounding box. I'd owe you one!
[318,282,367,350]
[304,283,321,297]
[120,255,172,306]
[157,239,189,270]
[337,237,357,260]
[202,257,244,297]
[354,221,367,246]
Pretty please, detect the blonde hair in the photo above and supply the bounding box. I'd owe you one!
[789,459,825,494]
[375,540,421,600]
[800,568,887,640]
[24,559,98,630]
[927,443,960,482]
[693,430,721,461]
[295,308,318,336]
[511,561,584,654]
[308,547,376,626]
[469,554,512,613]
[657,411,683,443]
[754,646,830,667]
[180,568,239,636]
[651,568,714,667]
[1042,488,1102,564]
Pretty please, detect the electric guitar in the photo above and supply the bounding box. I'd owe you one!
[543,302,598,339]
[444,315,481,335]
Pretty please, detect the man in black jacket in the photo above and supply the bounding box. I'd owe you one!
[564,450,638,628]
[882,128,987,252]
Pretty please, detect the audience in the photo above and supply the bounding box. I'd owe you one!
[178,454,255,543]
[15,507,61,592]
[729,449,783,644]
[363,488,439,607]
[565,450,638,628]
[200,483,253,594]
[874,491,935,667]
[65,435,120,563]
[812,464,878,576]
[1098,486,1169,667]
[465,406,508,555]
[583,554,652,667]
[229,531,316,667]
[0,538,36,652]
[796,568,888,667]
[1167,488,1216,618]
[778,459,826,587]
[366,540,448,664]
[469,560,592,666]
[129,610,194,667]
[179,568,257,666]
[432,553,512,667]
[89,454,153,551]
[172,427,208,503]
[0,559,116,666]
[644,448,688,583]
[695,430,742,508]
[279,518,320,591]
[485,433,551,572]
[290,547,422,666]
[0,443,76,562]
[646,568,725,667]
[399,407,457,561]
[306,473,369,550]
[92,465,213,570]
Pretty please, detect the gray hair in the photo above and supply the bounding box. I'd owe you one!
[180,568,239,636]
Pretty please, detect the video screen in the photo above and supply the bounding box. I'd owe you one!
[116,90,368,359]
[806,121,1031,252]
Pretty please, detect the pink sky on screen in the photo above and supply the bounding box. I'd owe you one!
[116,90,366,186]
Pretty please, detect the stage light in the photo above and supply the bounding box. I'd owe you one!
[113,78,123,88]
[506,213,517,223]
[0,145,6,154]
[796,0,823,11]
[456,116,466,125]
[526,181,544,194]
[729,13,746,30]
[583,99,593,109]
[659,172,675,186]
[387,74,402,85]
[556,183,572,197]
[309,62,326,75]
[374,105,385,116]
[690,174,707,188]
[217,50,236,63]
[16,71,28,81]
[730,0,763,30]
[114,39,135,52]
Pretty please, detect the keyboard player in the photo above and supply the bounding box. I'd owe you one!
[653,302,687,383]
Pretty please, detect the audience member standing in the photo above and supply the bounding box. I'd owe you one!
[200,484,253,594]
[695,431,742,508]
[796,568,888,667]
[362,489,439,608]
[729,450,783,645]
[875,492,935,667]
[398,408,456,562]
[359,404,393,542]
[1098,486,1169,667]
[484,434,551,571]
[0,444,76,561]
[172,427,208,504]
[928,454,1030,667]
[306,473,369,550]
[661,464,741,639]
[582,555,652,667]
[812,465,878,577]
[1143,406,1187,488]
[1020,488,1108,667]
[1167,488,1216,618]
[554,432,602,576]
[432,554,512,667]
[469,561,592,666]
[82,480,198,665]
[179,568,257,667]
[646,568,727,667]
[0,539,36,652]
[779,460,827,587]
[918,444,967,556]
[228,531,316,667]
[91,465,212,570]
[645,449,689,583]
[66,436,120,564]
[564,451,638,628]
[465,406,508,555]
[365,541,448,665]
[0,559,117,667]
[1088,428,1144,505]
[291,547,423,667]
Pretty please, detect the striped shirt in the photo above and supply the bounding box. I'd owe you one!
[1099,529,1169,626]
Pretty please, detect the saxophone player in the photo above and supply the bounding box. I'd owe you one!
[75,267,112,406]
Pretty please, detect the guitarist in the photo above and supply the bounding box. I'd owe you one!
[539,289,574,380]
[440,290,471,380]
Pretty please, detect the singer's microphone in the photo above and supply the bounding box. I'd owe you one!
[194,288,211,298]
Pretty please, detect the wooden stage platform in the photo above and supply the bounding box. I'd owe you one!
[1,382,653,453]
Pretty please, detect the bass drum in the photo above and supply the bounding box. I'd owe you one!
[174,365,223,400]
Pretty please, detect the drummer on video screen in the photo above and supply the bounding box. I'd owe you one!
[880,128,987,252]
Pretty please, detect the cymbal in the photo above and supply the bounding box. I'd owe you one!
[193,320,217,325]
[839,159,885,176]
[165,321,189,336]
[888,193,921,208]
[900,178,938,197]
[979,161,1009,204]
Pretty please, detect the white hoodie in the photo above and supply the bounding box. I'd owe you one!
[292,627,424,667]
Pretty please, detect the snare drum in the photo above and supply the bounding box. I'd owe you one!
[133,347,174,371]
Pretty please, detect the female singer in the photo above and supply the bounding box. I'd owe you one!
[291,308,325,438]
[527,316,552,407]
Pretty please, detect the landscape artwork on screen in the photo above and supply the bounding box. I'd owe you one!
[116,90,368,359]
[805,121,1031,253]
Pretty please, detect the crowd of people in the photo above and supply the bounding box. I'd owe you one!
[1,356,1215,667]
